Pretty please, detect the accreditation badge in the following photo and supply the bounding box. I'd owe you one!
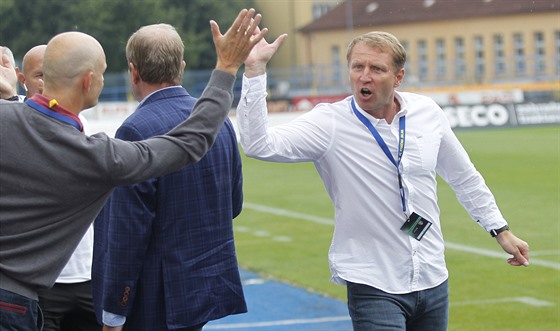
[400,212,432,241]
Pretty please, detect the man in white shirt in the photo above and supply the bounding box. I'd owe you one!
[236,30,529,330]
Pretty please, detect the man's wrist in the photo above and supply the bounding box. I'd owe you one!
[244,63,267,78]
[490,224,510,237]
[215,62,239,76]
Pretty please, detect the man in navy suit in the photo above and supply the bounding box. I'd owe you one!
[92,23,246,331]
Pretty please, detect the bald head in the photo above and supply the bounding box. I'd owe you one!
[20,45,47,97]
[22,45,47,74]
[41,32,107,112]
[43,32,106,90]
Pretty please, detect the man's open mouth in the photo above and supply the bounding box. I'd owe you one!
[360,88,372,96]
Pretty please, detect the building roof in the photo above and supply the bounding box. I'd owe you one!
[300,0,559,32]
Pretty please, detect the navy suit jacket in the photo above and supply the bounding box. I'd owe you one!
[92,87,246,330]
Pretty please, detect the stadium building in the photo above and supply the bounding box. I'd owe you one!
[252,0,559,128]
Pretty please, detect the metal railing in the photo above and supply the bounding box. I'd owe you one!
[100,57,560,103]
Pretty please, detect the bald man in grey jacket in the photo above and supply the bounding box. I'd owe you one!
[0,9,268,331]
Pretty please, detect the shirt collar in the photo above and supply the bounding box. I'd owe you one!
[138,86,182,108]
[350,92,408,125]
[27,94,84,132]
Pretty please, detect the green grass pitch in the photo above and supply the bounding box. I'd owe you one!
[233,125,559,330]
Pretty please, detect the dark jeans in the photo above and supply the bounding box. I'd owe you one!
[347,279,449,331]
[37,281,101,331]
[0,288,43,331]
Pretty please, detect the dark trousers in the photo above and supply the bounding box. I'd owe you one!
[37,281,101,331]
[0,288,43,331]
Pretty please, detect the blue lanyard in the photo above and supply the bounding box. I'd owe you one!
[351,98,407,214]
[25,99,82,131]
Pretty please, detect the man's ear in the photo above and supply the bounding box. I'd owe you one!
[394,68,405,88]
[82,70,93,92]
[129,62,140,84]
[17,70,26,91]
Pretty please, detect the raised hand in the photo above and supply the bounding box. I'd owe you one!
[210,8,269,75]
[244,26,287,78]
[0,54,18,99]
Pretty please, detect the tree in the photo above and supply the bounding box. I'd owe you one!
[163,0,256,70]
[0,0,255,72]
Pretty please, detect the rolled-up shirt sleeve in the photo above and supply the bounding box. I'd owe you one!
[103,310,126,327]
[435,111,507,232]
[236,73,331,163]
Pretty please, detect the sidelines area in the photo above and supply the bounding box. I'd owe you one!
[85,114,557,329]
[85,116,557,329]
[205,267,554,330]
[206,269,352,330]
[205,202,556,330]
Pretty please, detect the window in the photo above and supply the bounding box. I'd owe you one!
[401,41,409,54]
[474,36,485,80]
[513,33,525,75]
[417,40,428,81]
[436,39,446,79]
[454,37,466,79]
[312,3,334,19]
[493,34,506,76]
[534,32,546,74]
[331,45,341,84]
[401,41,411,76]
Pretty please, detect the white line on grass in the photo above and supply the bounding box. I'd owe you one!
[444,242,560,270]
[451,296,555,307]
[243,202,333,225]
[242,202,560,270]
[530,250,560,257]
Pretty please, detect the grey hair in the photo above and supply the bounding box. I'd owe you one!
[0,46,16,67]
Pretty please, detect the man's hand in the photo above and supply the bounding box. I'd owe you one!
[244,27,287,78]
[0,54,18,99]
[210,8,268,75]
[103,325,123,331]
[496,230,530,266]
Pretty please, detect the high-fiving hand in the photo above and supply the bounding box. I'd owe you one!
[210,8,269,75]
[244,26,288,78]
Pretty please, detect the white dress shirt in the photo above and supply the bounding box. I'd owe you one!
[57,114,94,283]
[237,74,508,294]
